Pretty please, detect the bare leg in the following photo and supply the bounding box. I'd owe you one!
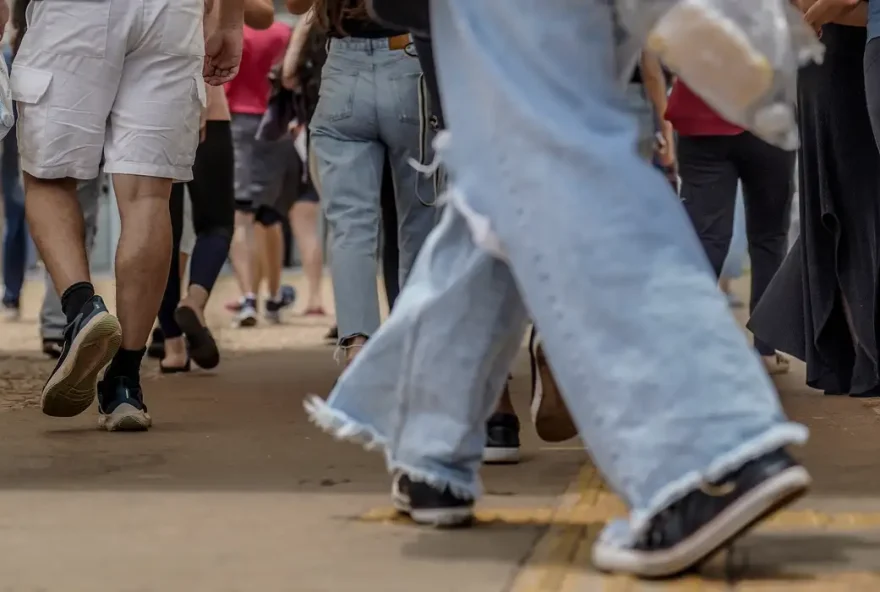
[24,175,89,293]
[290,201,324,311]
[230,210,256,298]
[255,222,284,299]
[112,174,173,350]
[179,252,189,289]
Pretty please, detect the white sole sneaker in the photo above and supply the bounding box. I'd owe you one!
[98,403,152,432]
[482,446,521,465]
[42,312,122,418]
[591,466,811,578]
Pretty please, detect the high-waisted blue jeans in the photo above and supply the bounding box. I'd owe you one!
[310,37,437,342]
[307,0,807,548]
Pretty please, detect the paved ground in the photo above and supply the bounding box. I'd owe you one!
[0,273,877,590]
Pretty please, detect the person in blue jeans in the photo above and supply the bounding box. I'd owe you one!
[290,0,437,367]
[1,44,27,318]
[306,0,811,578]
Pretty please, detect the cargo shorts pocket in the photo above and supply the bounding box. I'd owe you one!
[25,0,111,59]
[10,66,53,163]
[174,76,207,169]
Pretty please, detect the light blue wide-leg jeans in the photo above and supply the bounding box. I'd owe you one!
[307,0,807,546]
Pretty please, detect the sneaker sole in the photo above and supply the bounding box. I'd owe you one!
[175,306,220,369]
[236,314,258,328]
[483,446,521,465]
[529,332,578,443]
[409,507,475,528]
[391,480,475,528]
[41,313,122,418]
[99,403,152,432]
[591,466,811,578]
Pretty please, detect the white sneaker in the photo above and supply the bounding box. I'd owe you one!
[234,302,258,328]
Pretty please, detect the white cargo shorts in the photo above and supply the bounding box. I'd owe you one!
[11,0,207,182]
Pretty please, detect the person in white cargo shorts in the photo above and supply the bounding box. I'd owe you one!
[12,0,244,431]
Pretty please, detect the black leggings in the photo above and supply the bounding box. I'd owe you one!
[159,120,236,339]
[678,132,794,355]
[380,156,400,308]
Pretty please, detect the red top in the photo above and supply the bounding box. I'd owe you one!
[225,22,292,115]
[665,80,744,136]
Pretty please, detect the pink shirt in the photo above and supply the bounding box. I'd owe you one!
[225,23,292,115]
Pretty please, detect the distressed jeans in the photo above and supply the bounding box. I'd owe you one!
[307,0,807,547]
[310,37,436,341]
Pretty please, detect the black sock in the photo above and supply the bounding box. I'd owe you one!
[60,282,95,325]
[104,348,146,383]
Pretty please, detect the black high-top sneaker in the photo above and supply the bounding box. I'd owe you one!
[41,295,122,418]
[483,412,521,465]
[97,376,152,432]
[592,448,810,578]
[392,472,475,528]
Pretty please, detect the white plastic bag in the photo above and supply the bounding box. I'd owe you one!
[616,0,824,150]
[0,56,14,142]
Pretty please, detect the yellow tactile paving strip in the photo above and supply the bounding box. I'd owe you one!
[359,462,880,590]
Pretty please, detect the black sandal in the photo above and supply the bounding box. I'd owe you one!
[160,358,191,374]
[174,306,220,370]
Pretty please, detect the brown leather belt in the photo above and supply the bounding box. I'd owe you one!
[388,34,411,51]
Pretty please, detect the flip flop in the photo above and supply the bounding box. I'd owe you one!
[174,306,220,370]
[160,358,191,374]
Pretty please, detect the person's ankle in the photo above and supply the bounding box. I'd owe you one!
[60,281,95,324]
[105,347,146,383]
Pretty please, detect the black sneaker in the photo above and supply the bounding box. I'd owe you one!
[483,412,521,465]
[146,326,165,360]
[97,376,152,432]
[391,472,475,527]
[41,295,122,418]
[265,285,296,324]
[324,325,339,343]
[592,448,811,578]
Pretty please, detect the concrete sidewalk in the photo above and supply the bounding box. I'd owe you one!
[0,275,876,590]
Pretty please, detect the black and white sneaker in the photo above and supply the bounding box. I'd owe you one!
[97,376,152,432]
[392,472,475,528]
[592,448,811,578]
[483,412,521,464]
[41,296,122,418]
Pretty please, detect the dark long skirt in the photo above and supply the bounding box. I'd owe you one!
[749,25,880,396]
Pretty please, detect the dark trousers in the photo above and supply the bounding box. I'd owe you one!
[159,121,236,339]
[678,132,795,356]
[380,157,400,308]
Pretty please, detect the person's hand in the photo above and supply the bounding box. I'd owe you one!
[803,0,860,30]
[0,0,9,42]
[281,61,300,90]
[656,120,676,168]
[203,26,243,86]
[289,119,304,138]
